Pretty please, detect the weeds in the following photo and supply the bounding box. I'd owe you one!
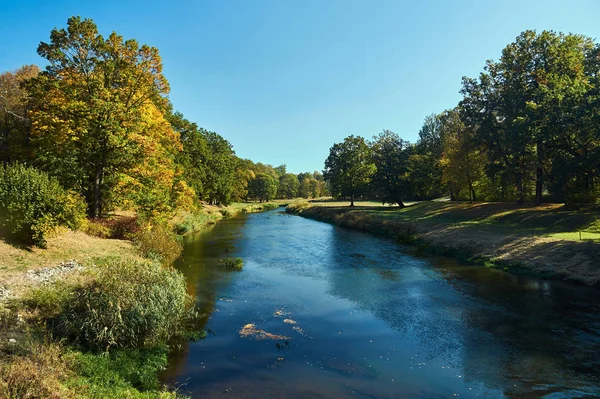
[134,223,183,266]
[220,257,244,271]
[54,259,191,351]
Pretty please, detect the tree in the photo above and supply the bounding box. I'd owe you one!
[202,131,236,205]
[323,135,375,206]
[27,16,173,217]
[277,173,299,199]
[0,65,40,166]
[439,108,485,202]
[370,130,410,207]
[248,173,277,202]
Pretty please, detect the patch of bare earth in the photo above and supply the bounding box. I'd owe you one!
[418,224,600,285]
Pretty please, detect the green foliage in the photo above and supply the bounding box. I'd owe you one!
[248,173,278,202]
[324,135,375,206]
[0,164,86,247]
[277,173,300,199]
[22,282,77,319]
[172,211,218,235]
[370,130,411,206]
[220,257,244,271]
[55,259,190,351]
[67,347,182,396]
[134,222,183,266]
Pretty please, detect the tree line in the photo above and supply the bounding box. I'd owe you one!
[0,16,328,219]
[324,30,600,206]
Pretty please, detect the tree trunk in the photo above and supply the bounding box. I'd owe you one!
[350,194,355,207]
[91,166,103,218]
[534,141,543,206]
[515,171,525,205]
[395,197,406,208]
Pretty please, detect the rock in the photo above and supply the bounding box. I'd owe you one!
[27,260,84,284]
[8,338,16,344]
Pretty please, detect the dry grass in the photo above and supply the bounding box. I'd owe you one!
[0,230,143,297]
[0,342,74,399]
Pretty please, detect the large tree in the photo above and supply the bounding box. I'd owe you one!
[27,16,174,217]
[323,135,375,206]
[0,65,40,166]
[370,130,410,207]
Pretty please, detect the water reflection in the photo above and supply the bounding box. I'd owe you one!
[163,210,600,398]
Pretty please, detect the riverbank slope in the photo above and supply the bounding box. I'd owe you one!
[287,202,600,286]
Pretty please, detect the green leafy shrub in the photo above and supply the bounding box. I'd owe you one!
[134,222,183,266]
[55,260,190,351]
[0,164,86,247]
[220,257,244,271]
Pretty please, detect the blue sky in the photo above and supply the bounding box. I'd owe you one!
[1,0,599,173]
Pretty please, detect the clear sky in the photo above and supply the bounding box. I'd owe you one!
[1,0,599,173]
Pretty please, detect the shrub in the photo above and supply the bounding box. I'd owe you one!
[134,222,183,266]
[84,214,139,240]
[55,259,191,351]
[220,257,244,271]
[0,164,86,247]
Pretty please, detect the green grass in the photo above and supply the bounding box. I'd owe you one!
[220,257,244,271]
[300,200,600,241]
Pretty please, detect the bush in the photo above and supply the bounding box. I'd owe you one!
[84,214,139,240]
[220,257,244,271]
[0,164,86,247]
[55,260,191,351]
[134,222,183,266]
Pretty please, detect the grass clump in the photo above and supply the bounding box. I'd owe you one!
[53,260,191,351]
[286,201,311,215]
[0,164,86,247]
[171,210,218,235]
[134,222,183,266]
[220,257,244,271]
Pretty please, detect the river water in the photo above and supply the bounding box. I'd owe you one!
[162,209,600,398]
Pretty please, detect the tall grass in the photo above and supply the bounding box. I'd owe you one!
[53,260,191,351]
[134,222,183,266]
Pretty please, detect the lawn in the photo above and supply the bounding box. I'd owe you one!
[305,200,600,241]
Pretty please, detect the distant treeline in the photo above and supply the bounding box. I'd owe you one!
[0,16,328,218]
[324,30,600,206]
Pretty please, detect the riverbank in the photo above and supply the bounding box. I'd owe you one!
[287,202,600,286]
[0,202,279,398]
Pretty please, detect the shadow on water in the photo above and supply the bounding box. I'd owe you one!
[163,209,600,399]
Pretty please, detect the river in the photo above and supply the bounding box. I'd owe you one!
[162,209,600,398]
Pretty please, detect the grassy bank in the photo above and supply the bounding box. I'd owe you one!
[0,201,281,397]
[287,201,600,286]
[171,202,280,235]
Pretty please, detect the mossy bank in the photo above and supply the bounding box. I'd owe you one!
[287,203,600,287]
